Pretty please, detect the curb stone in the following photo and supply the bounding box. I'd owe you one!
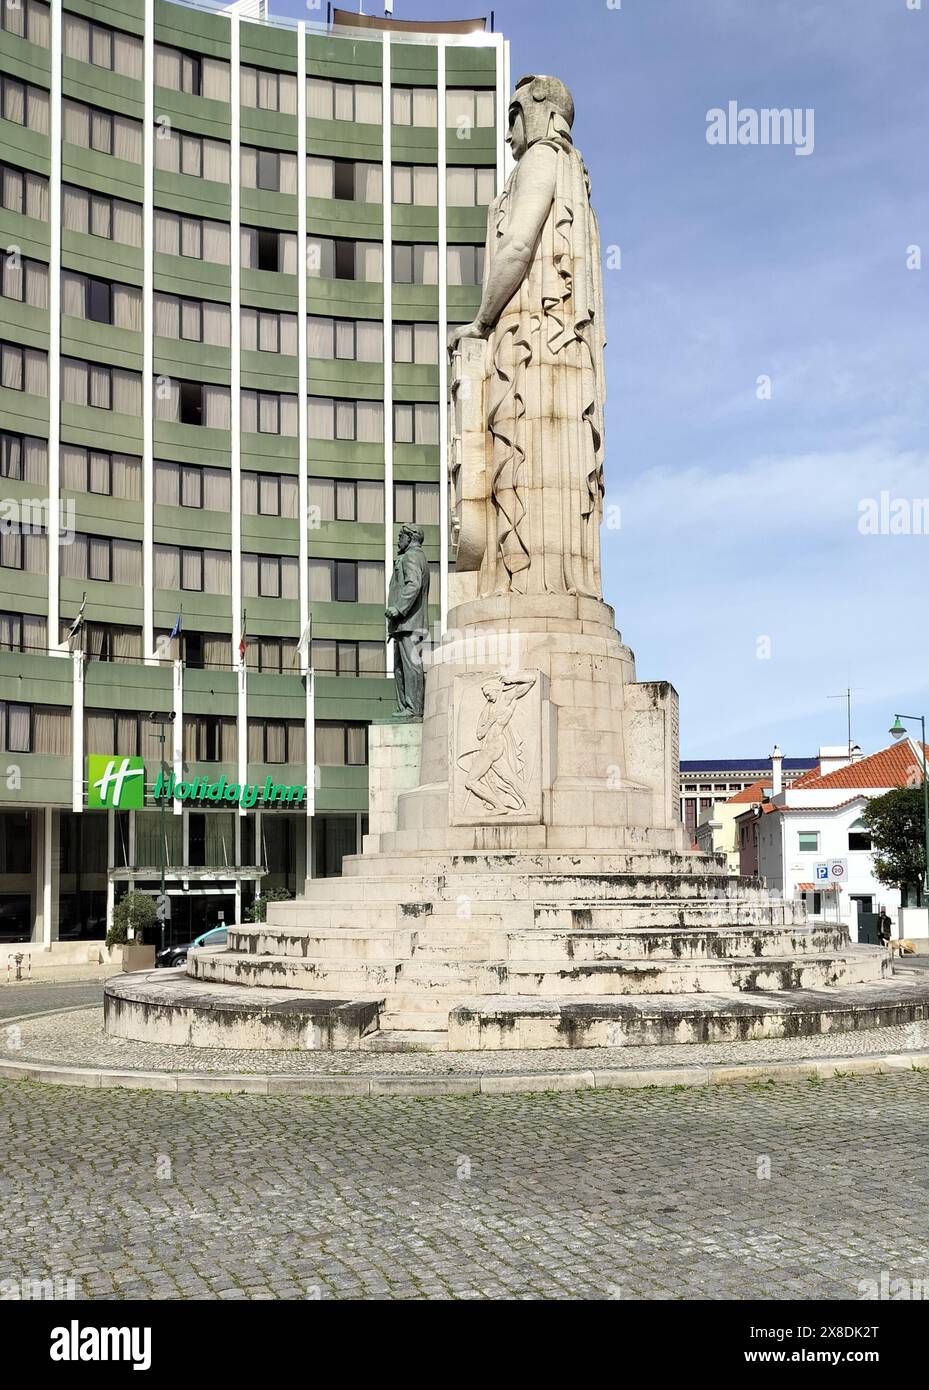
[2,1048,929,1098]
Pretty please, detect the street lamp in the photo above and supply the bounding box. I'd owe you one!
[889,713,929,925]
[148,711,175,952]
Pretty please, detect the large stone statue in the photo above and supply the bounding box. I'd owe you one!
[385,524,430,720]
[449,74,606,600]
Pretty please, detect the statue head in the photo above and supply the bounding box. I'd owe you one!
[398,524,424,553]
[508,75,575,159]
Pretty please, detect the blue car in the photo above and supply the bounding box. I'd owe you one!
[156,925,228,968]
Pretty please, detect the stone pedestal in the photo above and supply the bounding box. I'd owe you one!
[363,720,423,853]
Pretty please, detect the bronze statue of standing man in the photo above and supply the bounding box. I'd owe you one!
[386,524,430,720]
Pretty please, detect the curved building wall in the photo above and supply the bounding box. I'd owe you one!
[0,0,507,942]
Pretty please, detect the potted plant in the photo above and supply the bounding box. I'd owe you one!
[107,892,159,972]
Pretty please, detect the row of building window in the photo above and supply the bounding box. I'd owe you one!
[1,430,441,525]
[5,166,492,282]
[0,527,437,608]
[309,157,495,209]
[0,698,367,766]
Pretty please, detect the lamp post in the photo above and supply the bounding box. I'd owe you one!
[889,714,929,924]
[148,711,175,952]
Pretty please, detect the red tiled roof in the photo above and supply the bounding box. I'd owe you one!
[793,743,928,793]
[726,780,772,804]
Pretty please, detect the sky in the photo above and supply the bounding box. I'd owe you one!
[275,0,929,760]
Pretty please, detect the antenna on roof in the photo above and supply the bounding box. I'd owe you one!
[827,686,861,761]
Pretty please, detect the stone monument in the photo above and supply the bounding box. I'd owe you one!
[105,76,902,1054]
[385,523,430,721]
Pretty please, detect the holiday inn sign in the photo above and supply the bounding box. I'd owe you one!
[86,756,307,811]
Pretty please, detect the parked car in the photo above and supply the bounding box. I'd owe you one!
[156,925,227,968]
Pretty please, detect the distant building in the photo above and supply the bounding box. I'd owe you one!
[734,740,928,943]
[680,754,817,837]
[695,780,770,871]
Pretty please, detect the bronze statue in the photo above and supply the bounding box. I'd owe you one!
[385,524,430,720]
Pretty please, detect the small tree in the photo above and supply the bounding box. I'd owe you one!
[861,788,926,906]
[107,892,158,950]
[243,887,292,924]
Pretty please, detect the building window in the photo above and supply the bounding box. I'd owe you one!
[241,65,296,113]
[59,533,142,586]
[241,226,298,274]
[307,77,381,124]
[308,559,383,605]
[61,184,142,246]
[63,14,142,78]
[239,146,298,195]
[848,820,872,852]
[241,471,298,519]
[0,701,30,752]
[155,212,230,263]
[316,721,368,766]
[308,236,383,283]
[446,165,496,208]
[393,402,439,446]
[247,719,305,764]
[798,831,820,853]
[393,322,439,364]
[154,545,231,595]
[309,478,383,524]
[154,293,230,346]
[243,637,299,674]
[308,315,382,363]
[1,160,49,220]
[1,430,47,483]
[155,127,230,183]
[445,87,495,129]
[0,610,45,653]
[241,552,299,600]
[61,446,140,500]
[312,639,385,677]
[0,75,49,133]
[1,341,48,395]
[241,308,298,356]
[62,272,142,330]
[155,44,229,100]
[446,244,485,286]
[62,357,140,414]
[394,481,440,526]
[72,622,141,663]
[153,378,231,430]
[0,520,47,573]
[392,243,439,285]
[0,252,47,308]
[154,460,231,512]
[62,99,141,161]
[183,715,237,763]
[241,390,298,437]
[1,0,50,47]
[391,164,438,206]
[308,156,382,203]
[308,397,384,444]
[391,86,438,127]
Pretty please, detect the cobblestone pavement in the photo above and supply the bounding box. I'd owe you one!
[0,980,104,1021]
[1,1071,929,1300]
[8,1005,929,1077]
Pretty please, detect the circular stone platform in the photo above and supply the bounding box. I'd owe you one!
[8,982,929,1096]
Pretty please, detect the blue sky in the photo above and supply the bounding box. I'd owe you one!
[279,0,929,759]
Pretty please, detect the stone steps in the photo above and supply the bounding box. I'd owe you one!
[446,978,929,1050]
[229,922,847,963]
[359,1029,449,1053]
[189,946,888,998]
[339,848,730,880]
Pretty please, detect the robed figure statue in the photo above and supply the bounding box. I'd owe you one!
[449,75,606,601]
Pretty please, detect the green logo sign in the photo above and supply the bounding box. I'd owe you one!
[87,755,146,810]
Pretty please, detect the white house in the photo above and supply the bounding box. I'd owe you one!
[736,740,928,944]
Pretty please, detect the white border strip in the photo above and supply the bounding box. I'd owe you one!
[437,40,448,633]
[46,0,62,653]
[142,0,155,659]
[229,14,247,808]
[382,32,394,676]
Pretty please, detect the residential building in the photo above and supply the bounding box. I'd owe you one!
[734,740,929,943]
[695,779,770,871]
[679,753,817,838]
[0,0,508,946]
